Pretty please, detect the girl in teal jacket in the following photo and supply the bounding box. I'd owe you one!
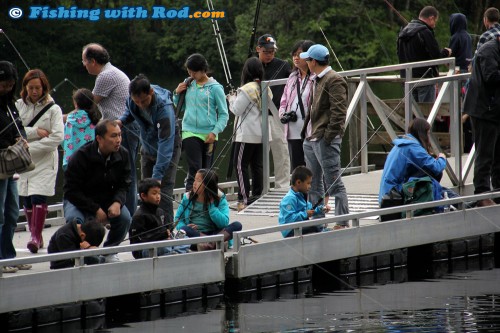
[173,54,229,191]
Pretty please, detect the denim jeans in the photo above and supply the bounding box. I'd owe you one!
[121,121,140,216]
[141,243,190,258]
[471,116,500,194]
[63,200,131,247]
[303,137,349,224]
[140,131,181,225]
[412,84,436,103]
[180,221,242,238]
[0,177,19,259]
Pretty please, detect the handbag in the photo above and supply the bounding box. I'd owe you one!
[0,105,35,178]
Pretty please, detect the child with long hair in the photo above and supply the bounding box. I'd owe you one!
[62,88,101,170]
[229,57,274,211]
[174,169,242,251]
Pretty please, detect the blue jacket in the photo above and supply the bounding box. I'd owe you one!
[379,134,446,203]
[174,191,230,233]
[279,188,323,237]
[121,85,177,180]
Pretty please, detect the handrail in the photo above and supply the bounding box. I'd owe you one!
[232,191,500,252]
[259,58,462,193]
[0,234,224,276]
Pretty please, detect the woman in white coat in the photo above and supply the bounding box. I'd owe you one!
[15,69,64,253]
[229,57,273,211]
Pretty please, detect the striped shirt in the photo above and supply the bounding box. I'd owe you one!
[476,23,500,53]
[93,62,130,120]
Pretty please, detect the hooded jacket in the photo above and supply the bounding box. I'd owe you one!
[449,13,472,71]
[174,190,229,234]
[397,19,449,78]
[63,109,96,169]
[121,85,177,180]
[15,96,64,196]
[278,188,323,237]
[379,134,446,203]
[230,81,273,143]
[463,38,500,123]
[173,78,229,137]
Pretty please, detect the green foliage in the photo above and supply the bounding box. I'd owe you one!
[0,0,490,89]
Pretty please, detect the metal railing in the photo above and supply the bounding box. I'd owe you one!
[260,58,470,193]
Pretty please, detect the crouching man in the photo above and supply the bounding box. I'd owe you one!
[63,119,132,263]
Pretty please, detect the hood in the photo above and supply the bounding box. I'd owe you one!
[450,13,467,35]
[398,19,429,41]
[392,134,422,147]
[203,77,221,88]
[68,110,92,129]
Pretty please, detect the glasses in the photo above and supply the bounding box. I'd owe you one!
[305,58,314,62]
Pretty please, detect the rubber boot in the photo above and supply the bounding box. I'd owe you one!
[27,204,47,253]
[197,230,231,251]
[23,206,33,232]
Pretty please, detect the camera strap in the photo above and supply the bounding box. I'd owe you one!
[295,74,309,120]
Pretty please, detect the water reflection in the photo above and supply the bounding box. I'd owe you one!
[53,269,500,333]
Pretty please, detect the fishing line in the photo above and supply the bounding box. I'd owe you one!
[311,67,434,209]
[0,29,30,71]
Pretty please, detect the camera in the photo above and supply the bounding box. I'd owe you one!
[280,111,298,124]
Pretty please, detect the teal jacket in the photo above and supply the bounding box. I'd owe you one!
[173,78,229,136]
[279,188,323,237]
[175,191,230,233]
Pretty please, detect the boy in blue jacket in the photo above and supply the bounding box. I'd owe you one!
[279,166,329,238]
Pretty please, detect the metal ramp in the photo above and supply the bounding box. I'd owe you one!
[237,189,380,216]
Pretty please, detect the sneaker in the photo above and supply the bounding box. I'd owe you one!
[237,202,246,212]
[16,264,32,270]
[103,254,121,263]
[2,266,18,273]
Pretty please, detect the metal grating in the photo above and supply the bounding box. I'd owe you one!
[237,190,380,216]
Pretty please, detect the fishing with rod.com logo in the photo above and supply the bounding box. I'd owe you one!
[8,5,225,21]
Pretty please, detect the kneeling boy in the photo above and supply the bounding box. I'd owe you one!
[279,166,329,237]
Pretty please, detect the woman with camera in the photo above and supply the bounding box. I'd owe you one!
[279,40,316,170]
[228,57,273,211]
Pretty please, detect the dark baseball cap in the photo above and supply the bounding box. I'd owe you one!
[257,34,278,49]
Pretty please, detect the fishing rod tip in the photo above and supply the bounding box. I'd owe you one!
[0,29,3,33]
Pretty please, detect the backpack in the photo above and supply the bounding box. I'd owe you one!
[401,176,435,217]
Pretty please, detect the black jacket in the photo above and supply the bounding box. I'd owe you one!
[0,98,24,149]
[263,57,291,108]
[63,140,131,214]
[129,202,169,259]
[48,220,81,269]
[397,19,449,78]
[449,13,472,71]
[463,38,500,123]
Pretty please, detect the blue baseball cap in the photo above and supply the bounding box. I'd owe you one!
[300,44,329,61]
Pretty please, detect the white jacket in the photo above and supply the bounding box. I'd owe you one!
[15,96,64,197]
[230,82,274,143]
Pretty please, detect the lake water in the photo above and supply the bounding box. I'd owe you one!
[51,267,500,332]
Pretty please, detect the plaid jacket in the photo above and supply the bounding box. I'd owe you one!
[476,23,500,53]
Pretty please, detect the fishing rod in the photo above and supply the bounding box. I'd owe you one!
[0,29,30,71]
[247,0,262,58]
[206,0,235,92]
[382,0,408,26]
[311,68,433,209]
[172,59,291,233]
[319,27,344,72]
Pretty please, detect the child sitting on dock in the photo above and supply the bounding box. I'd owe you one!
[47,219,105,269]
[279,166,329,237]
[129,178,190,258]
